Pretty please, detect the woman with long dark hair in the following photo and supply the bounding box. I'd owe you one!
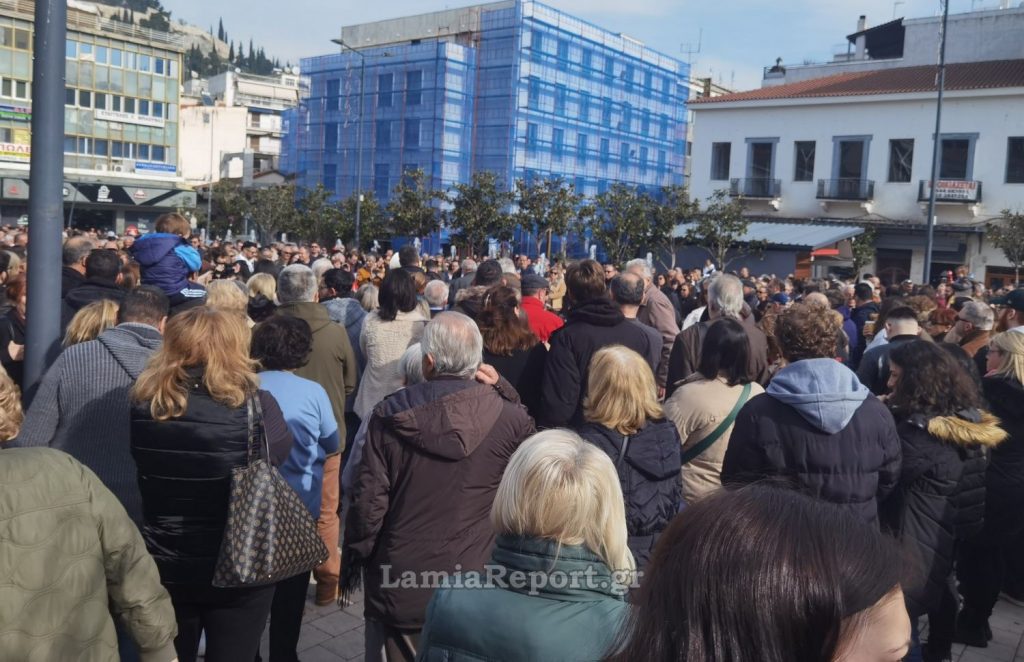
[130,307,295,662]
[881,341,1002,661]
[956,331,1024,647]
[606,484,912,662]
[664,318,764,504]
[477,285,546,416]
[0,274,26,387]
[353,268,428,420]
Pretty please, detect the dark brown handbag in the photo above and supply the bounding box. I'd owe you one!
[211,394,329,588]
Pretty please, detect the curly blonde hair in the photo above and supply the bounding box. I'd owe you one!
[63,299,120,347]
[131,306,258,421]
[0,364,22,441]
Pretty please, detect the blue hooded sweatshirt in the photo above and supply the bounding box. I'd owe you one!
[766,358,869,434]
[131,233,203,298]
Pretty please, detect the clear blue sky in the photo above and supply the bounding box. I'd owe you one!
[164,0,990,90]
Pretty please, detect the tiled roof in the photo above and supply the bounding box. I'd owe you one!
[692,59,1024,104]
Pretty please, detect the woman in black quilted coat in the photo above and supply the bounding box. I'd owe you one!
[578,344,681,570]
[879,342,1002,662]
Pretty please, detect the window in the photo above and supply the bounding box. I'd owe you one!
[139,99,149,116]
[532,29,544,54]
[1008,138,1024,184]
[138,55,151,72]
[124,97,135,114]
[94,92,106,110]
[644,71,653,90]
[662,76,672,101]
[658,150,667,172]
[406,70,422,105]
[639,146,648,171]
[64,136,76,153]
[623,64,634,91]
[641,110,650,137]
[326,78,340,101]
[153,101,163,118]
[620,142,631,166]
[711,142,731,180]
[154,57,164,75]
[111,141,123,158]
[324,122,338,152]
[552,128,564,157]
[660,116,669,141]
[377,73,393,108]
[404,119,420,147]
[94,139,108,156]
[578,92,589,122]
[794,141,815,181]
[888,139,914,183]
[577,133,587,164]
[137,144,149,160]
[374,163,390,199]
[151,145,166,162]
[619,103,632,132]
[65,87,76,106]
[939,137,972,179]
[526,122,538,152]
[125,52,136,70]
[65,39,76,58]
[554,84,566,116]
[601,99,612,127]
[96,46,108,65]
[604,56,615,81]
[323,164,337,194]
[77,137,89,154]
[111,49,122,67]
[112,95,121,112]
[78,90,91,108]
[375,120,390,148]
[581,49,592,72]
[14,29,29,50]
[527,77,540,111]
[557,39,569,61]
[600,138,610,164]
[15,81,27,100]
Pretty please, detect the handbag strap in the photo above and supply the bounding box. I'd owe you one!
[245,393,270,465]
[681,382,752,465]
[616,434,630,467]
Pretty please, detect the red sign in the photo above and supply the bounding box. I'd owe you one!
[133,189,147,200]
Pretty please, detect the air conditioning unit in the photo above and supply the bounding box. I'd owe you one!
[112,165,125,173]
[95,163,108,172]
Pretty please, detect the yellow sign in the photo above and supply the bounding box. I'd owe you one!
[0,142,29,161]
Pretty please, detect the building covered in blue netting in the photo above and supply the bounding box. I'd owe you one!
[283,0,689,256]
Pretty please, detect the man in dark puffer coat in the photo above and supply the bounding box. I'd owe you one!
[721,303,902,525]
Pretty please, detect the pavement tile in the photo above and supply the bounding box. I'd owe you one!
[317,626,366,660]
[308,609,364,637]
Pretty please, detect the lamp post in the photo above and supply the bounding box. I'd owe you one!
[923,0,950,285]
[334,38,366,250]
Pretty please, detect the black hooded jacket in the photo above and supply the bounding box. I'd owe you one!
[880,410,1002,617]
[579,420,682,569]
[982,376,1024,520]
[538,298,658,428]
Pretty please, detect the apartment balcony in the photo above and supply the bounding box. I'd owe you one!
[918,179,982,203]
[817,178,874,201]
[729,177,781,198]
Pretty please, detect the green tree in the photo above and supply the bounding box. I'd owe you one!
[684,189,761,270]
[514,176,583,259]
[248,184,299,242]
[202,179,250,238]
[988,210,1024,286]
[446,171,515,257]
[386,168,443,242]
[652,184,700,269]
[850,226,877,279]
[340,190,388,249]
[587,183,658,266]
[293,184,344,245]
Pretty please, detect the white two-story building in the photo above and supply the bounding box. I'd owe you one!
[687,6,1024,287]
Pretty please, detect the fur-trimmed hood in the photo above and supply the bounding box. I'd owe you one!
[925,410,1007,448]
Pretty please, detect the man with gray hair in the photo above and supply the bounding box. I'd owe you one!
[665,273,770,397]
[275,263,358,605]
[61,235,94,297]
[342,311,533,658]
[447,258,477,306]
[955,300,995,364]
[625,258,680,391]
[611,273,661,370]
[423,279,449,318]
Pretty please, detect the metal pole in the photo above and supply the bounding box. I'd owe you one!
[23,0,67,402]
[206,112,214,239]
[923,0,949,285]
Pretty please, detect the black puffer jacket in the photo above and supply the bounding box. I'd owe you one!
[130,382,293,586]
[721,358,902,525]
[539,299,658,428]
[982,376,1024,522]
[579,420,682,569]
[880,410,1001,617]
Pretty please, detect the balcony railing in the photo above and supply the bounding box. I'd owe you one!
[817,178,874,201]
[729,178,781,198]
[918,179,982,203]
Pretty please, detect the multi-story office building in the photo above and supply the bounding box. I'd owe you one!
[286,0,689,253]
[0,0,194,231]
[180,70,307,187]
[687,5,1024,285]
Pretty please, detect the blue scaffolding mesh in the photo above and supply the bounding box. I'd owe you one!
[284,0,689,256]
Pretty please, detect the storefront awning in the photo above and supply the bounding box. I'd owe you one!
[672,221,864,250]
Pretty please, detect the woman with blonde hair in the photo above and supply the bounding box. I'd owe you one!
[63,299,119,347]
[0,363,21,442]
[956,330,1024,645]
[246,272,278,322]
[417,429,632,661]
[205,279,250,316]
[130,306,295,662]
[579,345,681,568]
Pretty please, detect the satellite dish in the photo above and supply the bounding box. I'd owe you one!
[292,66,300,76]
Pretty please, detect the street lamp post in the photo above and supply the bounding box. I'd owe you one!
[335,39,365,250]
[923,0,950,285]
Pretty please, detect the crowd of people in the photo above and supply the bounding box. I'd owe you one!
[2,217,1024,662]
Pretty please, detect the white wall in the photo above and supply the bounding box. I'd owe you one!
[178,105,248,184]
[690,89,1024,226]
